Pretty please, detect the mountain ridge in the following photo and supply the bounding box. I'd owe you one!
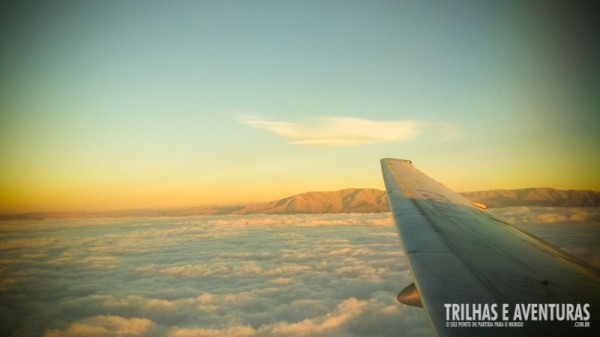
[461,187,600,208]
[1,187,598,220]
[232,188,389,215]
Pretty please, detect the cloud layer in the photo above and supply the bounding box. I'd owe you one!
[490,207,600,268]
[0,214,429,337]
[1,209,597,337]
[239,116,457,146]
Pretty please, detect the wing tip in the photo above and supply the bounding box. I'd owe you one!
[381,158,412,164]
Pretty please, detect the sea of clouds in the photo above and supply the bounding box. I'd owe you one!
[0,208,598,337]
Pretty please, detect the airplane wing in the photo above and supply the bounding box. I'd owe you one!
[381,158,600,337]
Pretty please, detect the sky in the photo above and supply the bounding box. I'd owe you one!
[1,1,599,212]
[1,210,598,337]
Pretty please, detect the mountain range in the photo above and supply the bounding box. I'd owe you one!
[232,188,389,214]
[461,188,600,208]
[1,187,598,220]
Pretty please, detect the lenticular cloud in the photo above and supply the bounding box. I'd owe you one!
[239,116,449,146]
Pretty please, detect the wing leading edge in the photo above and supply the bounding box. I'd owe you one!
[381,158,600,337]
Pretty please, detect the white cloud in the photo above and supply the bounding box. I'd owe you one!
[4,210,596,337]
[239,116,457,146]
[263,263,313,276]
[167,297,369,337]
[492,207,600,269]
[44,315,155,337]
[271,277,294,285]
[2,214,429,337]
[168,326,255,337]
[490,206,600,225]
[265,297,367,336]
[0,237,58,250]
[159,260,263,277]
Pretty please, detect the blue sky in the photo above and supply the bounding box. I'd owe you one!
[1,1,598,212]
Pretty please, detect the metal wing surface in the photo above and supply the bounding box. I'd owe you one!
[381,158,600,337]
